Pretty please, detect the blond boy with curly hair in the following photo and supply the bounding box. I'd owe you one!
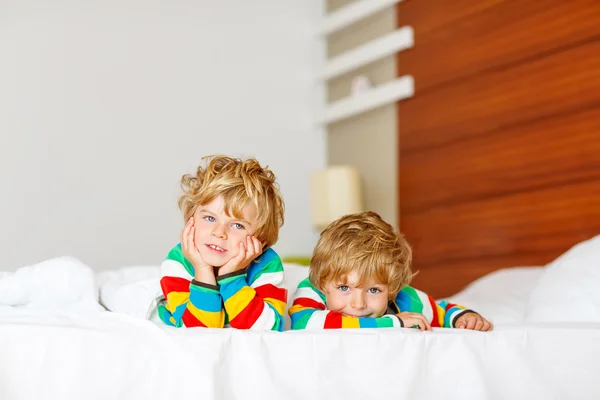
[157,155,287,331]
[289,211,492,331]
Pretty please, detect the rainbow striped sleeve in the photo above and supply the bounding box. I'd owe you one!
[393,286,473,328]
[289,278,402,330]
[217,248,287,332]
[157,244,225,328]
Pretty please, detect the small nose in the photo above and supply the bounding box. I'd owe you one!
[212,225,227,240]
[350,292,366,309]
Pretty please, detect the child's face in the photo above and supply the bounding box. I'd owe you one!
[323,270,390,318]
[192,195,259,268]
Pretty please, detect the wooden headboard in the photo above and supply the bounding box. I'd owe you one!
[396,0,600,298]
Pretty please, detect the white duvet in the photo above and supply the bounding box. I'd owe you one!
[1,235,600,399]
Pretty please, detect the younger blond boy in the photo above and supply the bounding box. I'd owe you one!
[157,155,287,331]
[289,212,492,331]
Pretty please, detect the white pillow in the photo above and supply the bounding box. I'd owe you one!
[443,266,544,324]
[0,256,102,311]
[525,235,600,323]
[98,266,161,319]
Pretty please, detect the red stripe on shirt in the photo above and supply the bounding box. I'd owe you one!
[324,311,342,329]
[229,297,265,329]
[254,284,287,303]
[292,297,326,310]
[182,308,206,328]
[428,296,441,327]
[160,276,190,296]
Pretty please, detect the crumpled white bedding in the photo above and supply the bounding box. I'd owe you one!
[1,235,600,399]
[0,256,101,311]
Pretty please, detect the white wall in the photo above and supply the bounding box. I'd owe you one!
[0,1,325,270]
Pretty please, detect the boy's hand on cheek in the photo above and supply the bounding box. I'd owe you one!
[455,312,493,331]
[181,217,212,271]
[218,236,263,276]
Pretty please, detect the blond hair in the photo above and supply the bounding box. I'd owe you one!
[309,211,413,298]
[178,155,284,249]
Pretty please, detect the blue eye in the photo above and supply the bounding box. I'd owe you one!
[232,223,245,230]
[338,285,349,292]
[204,215,215,222]
[368,288,381,294]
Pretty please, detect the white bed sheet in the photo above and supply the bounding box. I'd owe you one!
[1,307,599,400]
[4,235,600,399]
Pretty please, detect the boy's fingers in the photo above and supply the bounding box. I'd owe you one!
[252,236,262,254]
[475,320,484,331]
[246,236,254,256]
[407,317,424,331]
[420,315,432,331]
[407,319,419,329]
[245,237,262,262]
[181,228,189,251]
[191,227,200,251]
[238,241,248,261]
[186,227,194,253]
[182,218,195,244]
[242,242,253,267]
[466,317,476,330]
[180,224,188,245]
[222,242,245,271]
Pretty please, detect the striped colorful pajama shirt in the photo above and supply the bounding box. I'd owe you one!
[157,245,287,331]
[289,277,473,330]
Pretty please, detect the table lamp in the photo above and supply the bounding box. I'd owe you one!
[309,165,364,231]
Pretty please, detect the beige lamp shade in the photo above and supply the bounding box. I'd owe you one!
[309,166,364,230]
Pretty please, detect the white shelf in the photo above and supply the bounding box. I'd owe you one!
[320,26,413,81]
[319,75,414,125]
[319,0,404,36]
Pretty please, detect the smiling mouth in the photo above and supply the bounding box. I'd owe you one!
[206,244,226,253]
[345,313,368,318]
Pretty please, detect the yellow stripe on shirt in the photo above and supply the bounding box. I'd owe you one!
[188,302,225,328]
[341,316,360,328]
[165,291,190,313]
[437,304,445,327]
[264,298,286,316]
[223,285,255,320]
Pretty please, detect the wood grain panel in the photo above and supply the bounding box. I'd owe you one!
[396,0,600,298]
[397,0,600,91]
[402,179,600,268]
[401,104,600,213]
[396,0,507,35]
[399,38,600,153]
